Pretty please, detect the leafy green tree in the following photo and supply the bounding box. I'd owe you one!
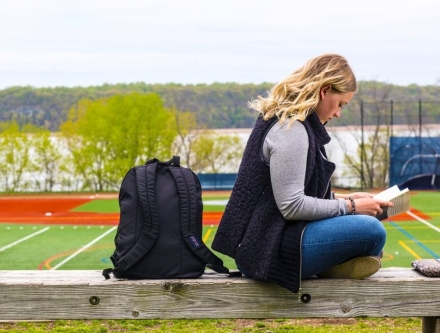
[339,129,390,188]
[11,123,66,192]
[171,108,205,168]
[191,132,243,173]
[0,121,35,192]
[32,131,65,192]
[61,93,176,191]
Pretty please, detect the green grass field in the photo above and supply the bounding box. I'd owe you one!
[1,191,439,271]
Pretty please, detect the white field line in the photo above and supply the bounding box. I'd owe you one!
[50,226,117,270]
[0,227,50,252]
[406,211,440,234]
[203,199,228,206]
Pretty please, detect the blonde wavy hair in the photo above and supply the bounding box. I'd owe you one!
[249,54,357,125]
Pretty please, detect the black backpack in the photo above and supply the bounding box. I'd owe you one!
[103,156,237,279]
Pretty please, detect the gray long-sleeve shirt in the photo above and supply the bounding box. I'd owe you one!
[262,120,348,221]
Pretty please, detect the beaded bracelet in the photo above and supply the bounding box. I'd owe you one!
[348,197,356,215]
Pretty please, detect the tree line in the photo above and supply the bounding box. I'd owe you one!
[1,81,440,131]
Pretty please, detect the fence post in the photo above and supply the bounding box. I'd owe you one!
[390,99,393,135]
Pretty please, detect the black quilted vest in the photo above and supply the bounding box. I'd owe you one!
[212,112,335,293]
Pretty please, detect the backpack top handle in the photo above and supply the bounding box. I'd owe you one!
[146,156,180,167]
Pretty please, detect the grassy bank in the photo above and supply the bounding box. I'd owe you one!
[0,318,422,333]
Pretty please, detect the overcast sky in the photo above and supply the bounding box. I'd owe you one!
[0,0,439,89]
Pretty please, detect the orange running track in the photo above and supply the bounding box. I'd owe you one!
[0,194,428,226]
[0,194,223,225]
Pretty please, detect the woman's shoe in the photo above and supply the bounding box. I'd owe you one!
[316,256,381,279]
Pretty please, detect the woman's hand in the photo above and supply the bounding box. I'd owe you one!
[347,198,394,217]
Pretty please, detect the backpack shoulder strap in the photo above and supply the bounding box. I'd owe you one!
[104,164,160,278]
[169,167,240,277]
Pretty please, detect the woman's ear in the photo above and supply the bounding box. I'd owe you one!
[320,85,332,99]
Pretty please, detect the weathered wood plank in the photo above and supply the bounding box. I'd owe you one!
[1,268,440,321]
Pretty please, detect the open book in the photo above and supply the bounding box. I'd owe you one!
[374,185,410,220]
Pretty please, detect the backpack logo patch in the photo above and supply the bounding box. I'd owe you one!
[187,235,202,249]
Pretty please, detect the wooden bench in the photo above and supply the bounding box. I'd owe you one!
[1,268,439,333]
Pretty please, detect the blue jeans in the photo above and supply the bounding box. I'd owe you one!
[301,215,386,279]
[237,215,386,279]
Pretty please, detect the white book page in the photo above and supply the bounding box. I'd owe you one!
[374,185,400,201]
